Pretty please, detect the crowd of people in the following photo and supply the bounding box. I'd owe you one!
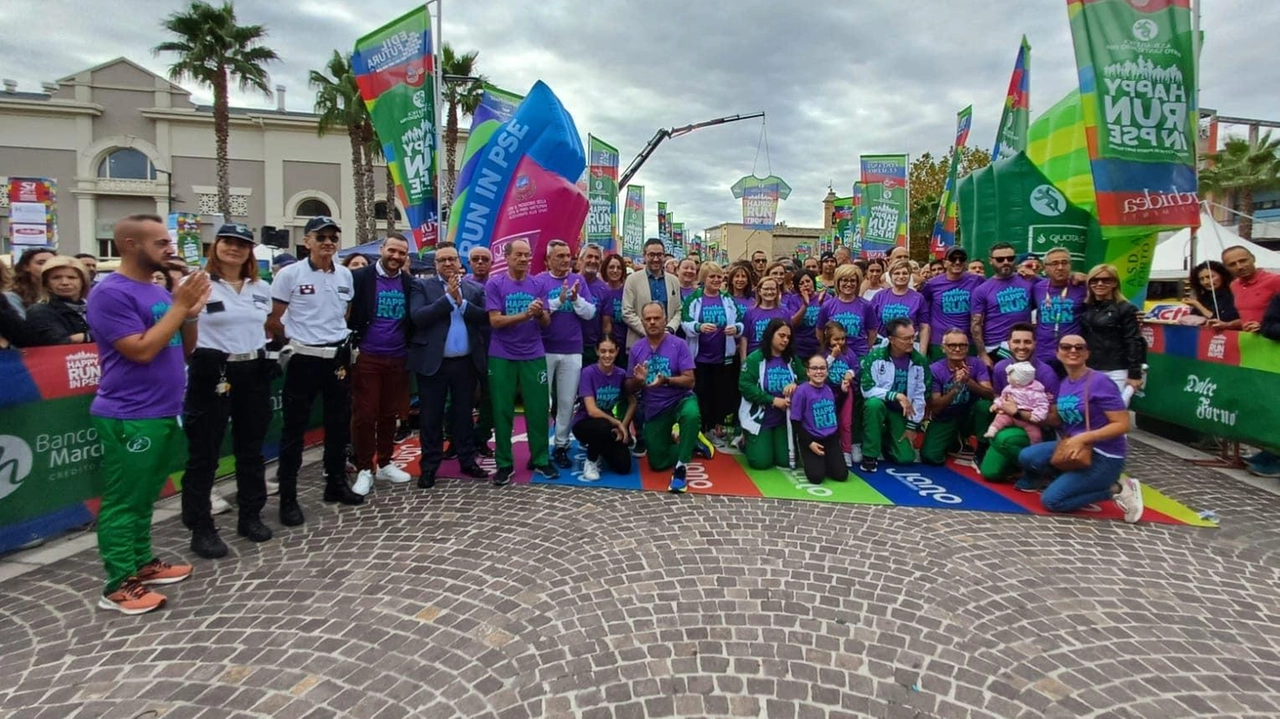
[3,214,1280,616]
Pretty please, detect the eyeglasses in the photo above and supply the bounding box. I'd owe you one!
[1046,260,1071,268]
[313,234,340,244]
[943,343,969,350]
[991,255,1015,264]
[753,259,767,265]
[808,365,828,372]
[645,252,664,259]
[1058,342,1087,352]
[1088,277,1116,285]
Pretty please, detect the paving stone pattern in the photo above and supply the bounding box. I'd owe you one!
[0,441,1277,719]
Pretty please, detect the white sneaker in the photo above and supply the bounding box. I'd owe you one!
[581,458,601,481]
[210,491,231,515]
[843,451,854,467]
[1115,476,1144,524]
[352,469,374,496]
[850,444,863,463]
[375,463,412,484]
[265,479,279,496]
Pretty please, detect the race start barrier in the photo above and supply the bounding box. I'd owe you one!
[0,345,319,555]
[1133,324,1280,448]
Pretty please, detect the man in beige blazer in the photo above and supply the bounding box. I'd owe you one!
[621,237,682,348]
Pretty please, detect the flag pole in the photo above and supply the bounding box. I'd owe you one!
[431,0,445,247]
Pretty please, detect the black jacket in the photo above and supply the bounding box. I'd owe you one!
[25,298,90,346]
[0,293,34,348]
[1262,294,1280,341]
[1081,299,1146,378]
[347,263,414,347]
[407,275,488,376]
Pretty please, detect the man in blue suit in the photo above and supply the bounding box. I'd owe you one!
[408,242,490,487]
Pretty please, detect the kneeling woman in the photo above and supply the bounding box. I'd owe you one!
[791,356,851,484]
[738,319,805,470]
[1016,334,1144,523]
[572,337,637,480]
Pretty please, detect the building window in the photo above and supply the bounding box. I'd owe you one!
[97,239,120,258]
[228,194,248,217]
[96,149,156,180]
[197,193,219,215]
[374,201,402,221]
[296,198,332,217]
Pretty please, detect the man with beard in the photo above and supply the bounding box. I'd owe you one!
[971,242,1036,368]
[268,216,364,527]
[921,247,984,361]
[978,322,1062,482]
[347,233,415,495]
[89,214,211,614]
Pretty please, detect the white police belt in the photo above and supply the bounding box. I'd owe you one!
[286,341,340,359]
[225,350,265,363]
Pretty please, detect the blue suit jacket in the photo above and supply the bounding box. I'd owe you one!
[407,275,489,376]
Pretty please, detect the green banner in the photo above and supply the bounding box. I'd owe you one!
[621,185,644,259]
[858,154,909,258]
[587,135,619,250]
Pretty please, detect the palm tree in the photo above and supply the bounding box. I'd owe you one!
[1200,132,1280,239]
[155,1,279,219]
[440,43,486,206]
[310,50,372,244]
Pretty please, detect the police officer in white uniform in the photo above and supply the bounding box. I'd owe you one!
[267,216,363,526]
[182,224,276,559]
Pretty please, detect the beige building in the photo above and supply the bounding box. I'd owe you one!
[702,189,837,262]
[0,57,464,258]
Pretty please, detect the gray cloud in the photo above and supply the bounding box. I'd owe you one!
[0,0,1271,238]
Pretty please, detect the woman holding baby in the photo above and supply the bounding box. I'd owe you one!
[1015,333,1145,523]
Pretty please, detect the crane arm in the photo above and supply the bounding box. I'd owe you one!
[618,111,765,190]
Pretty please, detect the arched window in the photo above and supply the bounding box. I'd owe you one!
[96,148,156,180]
[373,201,402,221]
[296,198,332,217]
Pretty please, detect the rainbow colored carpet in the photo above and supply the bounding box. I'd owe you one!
[390,419,1215,527]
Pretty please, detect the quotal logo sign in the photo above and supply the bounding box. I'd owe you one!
[0,435,34,502]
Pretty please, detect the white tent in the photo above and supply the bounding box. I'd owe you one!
[1149,211,1280,281]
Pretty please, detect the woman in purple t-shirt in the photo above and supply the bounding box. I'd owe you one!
[743,277,790,357]
[600,254,629,365]
[727,262,756,310]
[571,337,637,481]
[869,259,928,349]
[681,262,744,444]
[817,264,875,358]
[791,354,853,485]
[785,269,825,362]
[1016,334,1145,523]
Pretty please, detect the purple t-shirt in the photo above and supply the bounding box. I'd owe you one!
[783,292,824,359]
[581,276,610,349]
[869,288,927,335]
[486,272,547,360]
[972,275,1037,347]
[680,285,697,301]
[693,293,735,364]
[601,284,627,347]
[87,273,185,419]
[744,305,791,356]
[360,273,407,356]
[826,348,859,393]
[572,363,626,425]
[1033,279,1089,362]
[922,273,984,345]
[760,356,798,429]
[993,357,1062,398]
[929,356,991,421]
[790,381,840,439]
[1056,369,1127,457]
[817,296,874,358]
[629,334,695,419]
[540,271,594,355]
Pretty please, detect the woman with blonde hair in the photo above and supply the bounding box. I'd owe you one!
[742,275,790,357]
[681,261,744,443]
[869,259,928,349]
[1079,263,1146,404]
[817,263,875,358]
[26,256,92,345]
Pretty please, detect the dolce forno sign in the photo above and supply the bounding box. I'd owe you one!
[1132,324,1280,445]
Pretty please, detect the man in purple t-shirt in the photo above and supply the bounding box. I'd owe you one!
[921,329,994,465]
[921,247,984,361]
[979,322,1064,482]
[578,243,609,364]
[88,214,211,615]
[486,239,558,486]
[626,302,702,493]
[1032,248,1088,362]
[972,242,1036,368]
[348,234,414,495]
[540,239,596,469]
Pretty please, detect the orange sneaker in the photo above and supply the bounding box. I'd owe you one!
[97,578,166,615]
[135,558,192,586]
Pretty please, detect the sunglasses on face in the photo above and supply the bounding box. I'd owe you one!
[1058,343,1087,352]
[313,234,340,244]
[991,255,1015,263]
[1088,277,1116,284]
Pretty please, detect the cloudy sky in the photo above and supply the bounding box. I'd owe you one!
[1,0,1272,235]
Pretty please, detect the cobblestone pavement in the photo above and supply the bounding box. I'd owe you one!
[1,439,1277,719]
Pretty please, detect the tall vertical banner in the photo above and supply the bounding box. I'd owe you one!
[850,182,864,255]
[731,175,792,231]
[858,155,909,258]
[672,222,685,259]
[6,177,58,249]
[657,201,670,253]
[586,136,619,251]
[1068,0,1198,228]
[832,196,854,250]
[444,80,588,276]
[930,106,974,258]
[621,185,645,258]
[993,36,1031,162]
[353,8,438,251]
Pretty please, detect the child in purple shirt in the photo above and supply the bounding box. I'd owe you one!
[791,355,852,484]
